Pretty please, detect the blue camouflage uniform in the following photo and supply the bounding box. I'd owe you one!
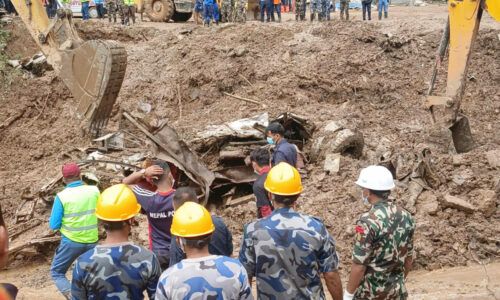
[71,242,161,300]
[239,207,339,299]
[156,255,254,300]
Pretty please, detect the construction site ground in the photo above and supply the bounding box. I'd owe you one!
[0,4,499,299]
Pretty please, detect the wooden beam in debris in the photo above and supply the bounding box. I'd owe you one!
[225,194,254,207]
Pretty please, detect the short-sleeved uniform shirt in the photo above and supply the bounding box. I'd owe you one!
[238,207,339,299]
[271,140,297,167]
[352,200,415,300]
[71,242,161,300]
[169,216,233,266]
[132,186,175,257]
[156,255,254,300]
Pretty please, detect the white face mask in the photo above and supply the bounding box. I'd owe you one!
[361,191,369,204]
[254,169,260,175]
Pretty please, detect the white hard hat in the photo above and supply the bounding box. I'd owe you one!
[355,165,395,191]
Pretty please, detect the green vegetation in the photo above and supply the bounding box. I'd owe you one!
[0,21,20,94]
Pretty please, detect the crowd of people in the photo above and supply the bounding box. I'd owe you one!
[0,122,415,300]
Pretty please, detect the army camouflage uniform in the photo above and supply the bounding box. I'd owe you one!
[71,242,161,299]
[339,0,349,20]
[238,207,340,299]
[156,255,254,300]
[220,0,233,22]
[106,0,124,23]
[295,0,305,20]
[352,200,415,300]
[234,0,247,22]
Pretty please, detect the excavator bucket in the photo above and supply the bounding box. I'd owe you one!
[60,40,127,135]
[450,114,476,153]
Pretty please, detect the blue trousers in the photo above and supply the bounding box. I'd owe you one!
[96,3,104,18]
[259,0,270,21]
[81,1,90,20]
[273,3,280,20]
[378,0,387,14]
[204,3,215,22]
[50,239,97,294]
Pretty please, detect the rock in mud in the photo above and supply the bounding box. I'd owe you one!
[441,194,477,213]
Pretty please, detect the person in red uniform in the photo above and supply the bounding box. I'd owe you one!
[250,148,274,218]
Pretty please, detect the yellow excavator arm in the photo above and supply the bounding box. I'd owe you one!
[9,0,127,135]
[426,0,499,153]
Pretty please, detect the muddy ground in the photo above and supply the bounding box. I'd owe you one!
[0,4,499,299]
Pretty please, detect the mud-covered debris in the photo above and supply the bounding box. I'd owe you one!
[485,150,500,169]
[323,153,341,174]
[441,194,477,213]
[473,189,497,218]
[418,192,439,216]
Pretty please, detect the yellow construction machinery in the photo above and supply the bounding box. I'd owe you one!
[427,0,499,153]
[9,1,127,135]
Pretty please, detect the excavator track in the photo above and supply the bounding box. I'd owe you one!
[61,40,127,136]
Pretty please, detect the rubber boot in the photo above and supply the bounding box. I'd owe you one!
[378,12,382,20]
[384,11,387,18]
[310,13,314,21]
[278,15,281,22]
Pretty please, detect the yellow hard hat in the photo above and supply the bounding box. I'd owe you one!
[95,184,141,221]
[170,202,215,238]
[264,162,303,196]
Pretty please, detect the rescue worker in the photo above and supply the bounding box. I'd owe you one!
[80,0,90,20]
[265,123,297,167]
[193,0,203,24]
[156,202,253,300]
[361,0,371,20]
[71,184,161,299]
[0,204,18,300]
[169,187,233,265]
[239,162,343,300]
[123,160,175,270]
[377,0,387,19]
[106,0,118,22]
[339,0,349,20]
[123,0,135,25]
[310,0,321,21]
[259,0,270,22]
[203,0,218,26]
[272,0,281,22]
[221,0,232,22]
[95,0,104,18]
[295,0,304,20]
[234,0,247,22]
[49,163,99,300]
[344,165,415,300]
[322,0,331,20]
[250,148,273,218]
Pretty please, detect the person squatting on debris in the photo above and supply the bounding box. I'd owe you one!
[49,163,100,300]
[203,0,219,26]
[361,0,372,20]
[0,204,19,300]
[239,162,343,300]
[156,202,254,300]
[123,161,176,270]
[378,0,388,20]
[266,122,297,167]
[344,166,415,300]
[295,0,305,20]
[168,187,233,266]
[71,184,161,299]
[123,0,136,25]
[234,0,247,22]
[339,0,349,20]
[250,148,274,218]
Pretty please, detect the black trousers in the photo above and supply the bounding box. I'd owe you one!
[362,2,371,20]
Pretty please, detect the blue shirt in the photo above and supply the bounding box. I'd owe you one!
[49,181,83,242]
[169,216,233,266]
[272,140,297,167]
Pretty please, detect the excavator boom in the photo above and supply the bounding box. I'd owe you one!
[9,0,127,135]
[426,0,499,153]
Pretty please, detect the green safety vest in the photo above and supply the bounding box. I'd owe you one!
[123,0,134,5]
[58,185,99,244]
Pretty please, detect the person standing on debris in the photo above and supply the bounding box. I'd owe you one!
[259,0,270,22]
[169,187,233,266]
[250,148,273,218]
[123,161,176,270]
[344,166,415,300]
[361,0,371,20]
[71,184,161,300]
[106,0,118,22]
[295,0,305,20]
[193,0,204,24]
[0,204,19,300]
[239,162,343,300]
[95,0,104,19]
[156,202,253,300]
[310,0,321,21]
[272,0,281,22]
[339,0,349,20]
[123,0,136,25]
[203,0,218,26]
[234,0,247,22]
[221,0,233,22]
[49,163,100,300]
[80,0,90,20]
[266,123,297,167]
[377,0,387,19]
[322,0,331,20]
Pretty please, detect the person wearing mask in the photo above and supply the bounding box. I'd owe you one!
[265,122,297,167]
[344,166,415,300]
[169,187,233,266]
[123,160,175,270]
[156,202,253,300]
[71,184,161,299]
[249,148,273,218]
[49,163,100,300]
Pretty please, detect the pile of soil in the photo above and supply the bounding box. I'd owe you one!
[0,10,498,280]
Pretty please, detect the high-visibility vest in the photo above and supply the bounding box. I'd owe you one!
[123,0,134,6]
[58,185,99,244]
